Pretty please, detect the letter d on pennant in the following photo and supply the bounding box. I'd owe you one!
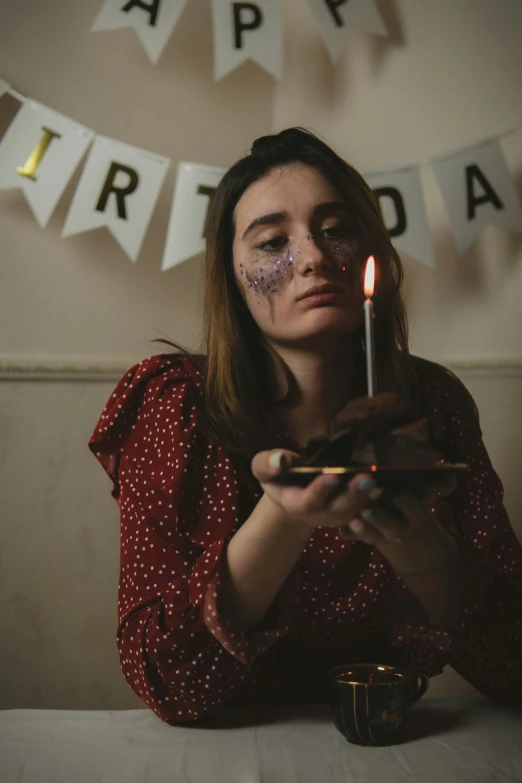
[121,0,162,27]
[16,127,62,181]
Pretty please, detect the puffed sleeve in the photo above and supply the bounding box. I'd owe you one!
[88,355,302,724]
[383,368,522,705]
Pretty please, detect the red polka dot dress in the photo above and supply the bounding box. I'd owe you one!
[88,354,522,724]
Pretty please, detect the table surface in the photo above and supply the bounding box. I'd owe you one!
[1,698,521,783]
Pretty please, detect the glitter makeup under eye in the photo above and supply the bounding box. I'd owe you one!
[328,238,360,273]
[238,234,362,322]
[244,248,295,298]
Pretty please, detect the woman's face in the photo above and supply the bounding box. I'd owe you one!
[232,163,366,347]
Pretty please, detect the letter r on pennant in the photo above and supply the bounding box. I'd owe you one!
[96,162,140,220]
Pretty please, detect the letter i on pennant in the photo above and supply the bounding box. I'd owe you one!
[16,127,62,181]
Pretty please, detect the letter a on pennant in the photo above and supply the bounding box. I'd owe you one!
[431,137,522,255]
[91,0,187,63]
[210,0,283,80]
[304,0,387,62]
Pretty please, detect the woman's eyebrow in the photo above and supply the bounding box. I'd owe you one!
[242,211,290,240]
[313,200,347,218]
[241,201,348,241]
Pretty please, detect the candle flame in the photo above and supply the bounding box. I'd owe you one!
[364,256,375,297]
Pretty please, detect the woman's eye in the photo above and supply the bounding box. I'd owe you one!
[322,224,346,239]
[258,236,286,252]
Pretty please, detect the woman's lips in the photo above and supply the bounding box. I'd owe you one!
[299,291,344,306]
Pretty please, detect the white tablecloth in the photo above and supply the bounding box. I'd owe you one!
[1,698,521,782]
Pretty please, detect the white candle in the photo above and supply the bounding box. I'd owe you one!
[363,256,376,397]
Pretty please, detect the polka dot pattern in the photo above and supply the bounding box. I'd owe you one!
[88,354,522,723]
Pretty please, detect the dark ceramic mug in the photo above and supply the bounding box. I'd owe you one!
[328,663,430,746]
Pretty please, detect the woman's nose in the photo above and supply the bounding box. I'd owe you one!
[295,235,332,274]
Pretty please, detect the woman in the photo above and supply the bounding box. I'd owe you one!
[89,128,522,724]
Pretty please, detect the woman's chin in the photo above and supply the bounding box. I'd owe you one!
[302,308,360,334]
[270,320,359,347]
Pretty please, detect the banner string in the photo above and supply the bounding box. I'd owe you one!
[4,80,521,174]
[6,88,25,103]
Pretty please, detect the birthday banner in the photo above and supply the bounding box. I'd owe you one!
[91,0,389,78]
[0,82,521,270]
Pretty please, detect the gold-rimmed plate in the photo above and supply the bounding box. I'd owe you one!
[276,462,469,487]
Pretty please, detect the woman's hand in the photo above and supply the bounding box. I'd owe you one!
[251,448,458,549]
[251,448,393,537]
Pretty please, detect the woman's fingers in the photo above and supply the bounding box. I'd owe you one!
[301,472,384,519]
[251,449,301,484]
[298,474,346,512]
[421,471,459,504]
[390,492,427,522]
[329,474,383,516]
[252,453,414,540]
[356,491,428,543]
[434,471,459,496]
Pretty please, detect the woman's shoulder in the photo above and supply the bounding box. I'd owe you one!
[88,353,206,455]
[411,355,471,399]
[123,352,205,392]
[409,354,479,424]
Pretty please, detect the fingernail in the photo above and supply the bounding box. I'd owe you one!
[357,477,377,492]
[368,487,383,501]
[349,520,365,533]
[268,451,283,469]
[361,508,377,523]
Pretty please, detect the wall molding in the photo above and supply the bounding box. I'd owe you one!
[1,356,522,381]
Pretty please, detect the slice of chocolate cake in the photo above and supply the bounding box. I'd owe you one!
[295,392,439,469]
[275,392,465,507]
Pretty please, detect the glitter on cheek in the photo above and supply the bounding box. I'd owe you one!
[329,238,360,272]
[244,248,295,298]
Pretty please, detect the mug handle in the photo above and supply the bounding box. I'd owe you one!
[410,673,430,706]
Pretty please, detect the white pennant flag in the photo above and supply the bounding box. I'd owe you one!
[92,0,187,64]
[431,137,522,255]
[63,135,170,262]
[0,100,94,227]
[365,165,435,268]
[0,77,10,98]
[304,0,387,63]
[211,0,283,81]
[162,162,225,271]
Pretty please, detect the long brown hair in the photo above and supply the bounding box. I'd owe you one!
[154,128,416,465]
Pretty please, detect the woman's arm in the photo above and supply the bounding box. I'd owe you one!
[219,492,313,630]
[380,371,522,705]
[88,358,314,723]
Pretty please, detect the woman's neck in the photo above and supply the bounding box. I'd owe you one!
[268,337,360,448]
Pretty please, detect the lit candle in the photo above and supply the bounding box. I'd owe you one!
[363,256,376,397]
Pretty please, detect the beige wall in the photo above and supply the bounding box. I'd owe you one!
[0,0,521,710]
